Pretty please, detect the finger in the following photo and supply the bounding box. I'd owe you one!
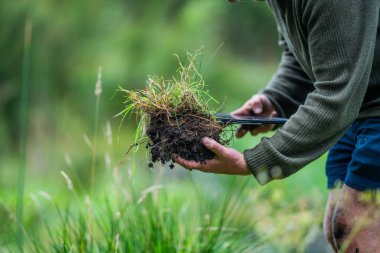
[249,110,279,136]
[197,159,246,175]
[173,155,201,170]
[251,122,278,135]
[236,125,260,138]
[250,125,265,136]
[196,159,221,173]
[202,137,227,157]
[251,128,259,136]
[236,126,248,138]
[251,126,267,136]
[251,98,263,115]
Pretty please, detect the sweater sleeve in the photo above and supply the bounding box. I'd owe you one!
[261,35,315,118]
[244,0,380,185]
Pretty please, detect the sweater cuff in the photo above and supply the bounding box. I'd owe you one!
[243,140,285,185]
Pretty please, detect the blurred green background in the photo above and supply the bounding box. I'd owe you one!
[0,0,329,252]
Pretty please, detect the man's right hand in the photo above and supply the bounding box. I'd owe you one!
[232,94,278,138]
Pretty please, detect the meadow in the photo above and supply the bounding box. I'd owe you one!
[1,1,328,252]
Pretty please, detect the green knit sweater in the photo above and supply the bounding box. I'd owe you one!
[244,0,380,185]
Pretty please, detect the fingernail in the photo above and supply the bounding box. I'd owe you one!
[254,108,262,114]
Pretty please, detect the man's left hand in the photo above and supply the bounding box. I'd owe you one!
[173,137,251,175]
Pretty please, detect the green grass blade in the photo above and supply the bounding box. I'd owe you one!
[16,17,33,253]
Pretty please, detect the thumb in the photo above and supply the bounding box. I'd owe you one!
[251,99,263,114]
[202,137,225,157]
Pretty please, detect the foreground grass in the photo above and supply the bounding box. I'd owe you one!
[0,153,326,253]
[2,164,269,252]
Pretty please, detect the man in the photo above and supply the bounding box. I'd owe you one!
[174,0,380,252]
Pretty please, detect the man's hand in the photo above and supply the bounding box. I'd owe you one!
[173,137,251,175]
[232,94,278,138]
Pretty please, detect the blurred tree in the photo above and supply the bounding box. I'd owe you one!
[219,1,278,60]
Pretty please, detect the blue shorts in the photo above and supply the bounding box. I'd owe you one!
[326,117,380,191]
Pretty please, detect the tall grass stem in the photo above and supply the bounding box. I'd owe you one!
[91,67,102,197]
[16,17,33,253]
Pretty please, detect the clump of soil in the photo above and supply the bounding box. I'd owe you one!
[147,108,225,164]
[119,51,228,167]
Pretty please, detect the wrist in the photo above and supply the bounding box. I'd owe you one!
[237,153,250,175]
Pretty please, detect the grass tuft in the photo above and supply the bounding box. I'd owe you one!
[117,51,226,164]
[117,51,219,140]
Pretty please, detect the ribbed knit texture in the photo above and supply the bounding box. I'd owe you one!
[244,0,380,185]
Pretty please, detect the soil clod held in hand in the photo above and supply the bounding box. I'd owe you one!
[147,109,225,164]
[119,51,228,167]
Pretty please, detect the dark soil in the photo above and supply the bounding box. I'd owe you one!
[146,108,227,165]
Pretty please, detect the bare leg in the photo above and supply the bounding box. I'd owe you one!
[332,185,380,253]
[324,189,341,253]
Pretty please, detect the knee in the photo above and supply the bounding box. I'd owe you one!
[332,209,350,249]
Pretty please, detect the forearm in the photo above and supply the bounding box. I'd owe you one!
[261,37,315,118]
